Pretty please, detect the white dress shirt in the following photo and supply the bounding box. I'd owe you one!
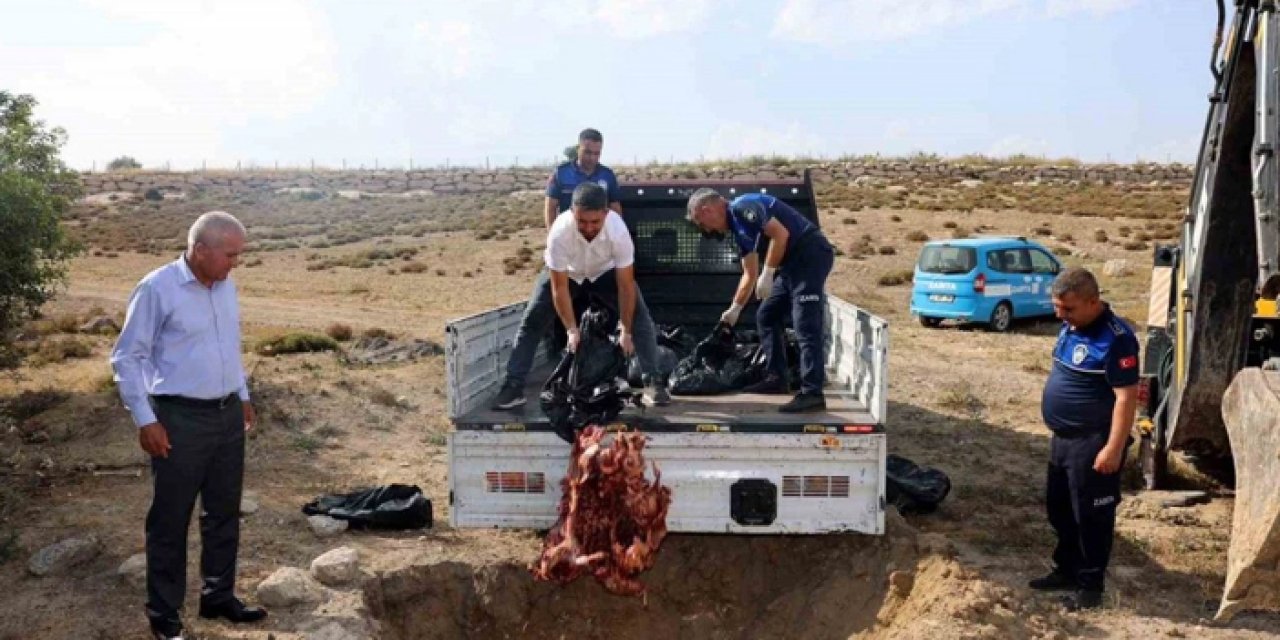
[543,210,634,283]
[110,256,250,428]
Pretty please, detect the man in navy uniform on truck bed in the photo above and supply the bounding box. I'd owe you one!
[544,128,621,229]
[684,188,835,413]
[1030,267,1139,612]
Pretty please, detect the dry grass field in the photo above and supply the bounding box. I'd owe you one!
[1,167,1277,639]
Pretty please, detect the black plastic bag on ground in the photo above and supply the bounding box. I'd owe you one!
[302,484,433,529]
[541,304,638,443]
[886,455,951,515]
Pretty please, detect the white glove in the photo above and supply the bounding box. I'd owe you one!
[566,328,580,353]
[720,302,745,326]
[755,266,777,300]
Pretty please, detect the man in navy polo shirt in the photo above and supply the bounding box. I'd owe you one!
[685,188,835,413]
[544,128,621,229]
[1031,267,1139,612]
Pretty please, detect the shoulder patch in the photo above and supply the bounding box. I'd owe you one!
[1109,319,1127,336]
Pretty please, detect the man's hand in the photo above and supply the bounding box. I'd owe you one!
[755,266,777,300]
[139,422,172,458]
[243,402,256,432]
[720,302,744,327]
[1093,444,1125,474]
[566,328,581,353]
[618,330,635,356]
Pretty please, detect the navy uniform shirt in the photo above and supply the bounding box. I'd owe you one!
[726,194,816,261]
[545,161,621,212]
[1041,306,1140,436]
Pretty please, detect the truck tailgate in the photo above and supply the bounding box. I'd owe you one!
[449,431,885,534]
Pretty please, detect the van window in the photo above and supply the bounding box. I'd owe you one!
[917,245,977,274]
[988,249,1033,274]
[1030,249,1059,274]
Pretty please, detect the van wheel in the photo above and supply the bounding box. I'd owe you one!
[988,302,1013,332]
[918,316,942,328]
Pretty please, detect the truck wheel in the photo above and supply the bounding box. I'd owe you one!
[918,316,942,328]
[987,302,1013,333]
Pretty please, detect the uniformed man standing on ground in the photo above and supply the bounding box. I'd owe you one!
[685,188,835,413]
[1030,267,1139,611]
[111,212,268,640]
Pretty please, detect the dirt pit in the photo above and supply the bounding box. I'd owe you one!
[364,516,1070,640]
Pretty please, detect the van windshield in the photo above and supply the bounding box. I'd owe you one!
[917,246,977,274]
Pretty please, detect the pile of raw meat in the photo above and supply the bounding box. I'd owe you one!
[530,426,672,596]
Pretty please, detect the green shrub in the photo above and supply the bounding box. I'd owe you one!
[877,270,914,287]
[255,332,339,356]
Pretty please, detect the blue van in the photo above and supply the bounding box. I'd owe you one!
[909,236,1062,331]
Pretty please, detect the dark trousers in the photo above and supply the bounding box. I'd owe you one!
[1045,431,1125,592]
[756,232,834,395]
[145,395,245,623]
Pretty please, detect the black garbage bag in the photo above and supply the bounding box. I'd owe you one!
[302,484,432,529]
[625,345,680,387]
[885,455,951,515]
[669,324,769,395]
[541,304,639,443]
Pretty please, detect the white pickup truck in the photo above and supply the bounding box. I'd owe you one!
[446,173,889,535]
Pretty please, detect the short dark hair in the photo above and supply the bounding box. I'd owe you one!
[571,182,608,211]
[1051,266,1100,299]
[578,128,603,144]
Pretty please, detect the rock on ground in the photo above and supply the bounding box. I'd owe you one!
[257,567,328,608]
[309,515,348,537]
[1103,259,1133,277]
[117,553,147,589]
[311,547,361,586]
[28,536,101,576]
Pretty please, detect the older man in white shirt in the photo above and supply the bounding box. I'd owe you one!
[111,211,266,640]
[492,182,669,411]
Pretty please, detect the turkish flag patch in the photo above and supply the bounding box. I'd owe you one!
[1119,355,1138,370]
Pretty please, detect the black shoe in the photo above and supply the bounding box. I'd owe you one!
[1028,570,1076,591]
[199,597,268,624]
[780,392,826,413]
[743,375,789,395]
[491,380,526,410]
[149,616,184,639]
[1061,589,1103,612]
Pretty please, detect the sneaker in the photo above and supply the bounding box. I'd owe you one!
[743,375,789,395]
[490,380,526,410]
[1028,570,1076,591]
[645,377,671,406]
[780,392,826,413]
[1061,589,1103,612]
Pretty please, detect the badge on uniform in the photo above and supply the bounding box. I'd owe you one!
[1072,344,1088,365]
[743,209,756,223]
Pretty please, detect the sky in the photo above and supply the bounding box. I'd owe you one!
[1,0,1220,171]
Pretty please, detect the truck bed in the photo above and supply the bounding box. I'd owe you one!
[455,361,878,433]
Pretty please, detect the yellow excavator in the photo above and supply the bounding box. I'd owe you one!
[1137,0,1280,621]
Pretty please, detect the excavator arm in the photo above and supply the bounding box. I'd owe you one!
[1140,0,1280,621]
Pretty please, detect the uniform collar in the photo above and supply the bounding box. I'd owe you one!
[573,161,601,178]
[1067,303,1113,333]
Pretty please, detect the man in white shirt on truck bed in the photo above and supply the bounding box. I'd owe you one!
[491,182,670,410]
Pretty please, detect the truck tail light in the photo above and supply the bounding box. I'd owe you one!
[973,272,986,294]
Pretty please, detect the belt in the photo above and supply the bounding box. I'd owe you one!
[151,393,240,410]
